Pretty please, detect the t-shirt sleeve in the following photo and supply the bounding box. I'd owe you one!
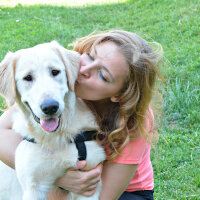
[113,138,148,164]
[113,108,154,165]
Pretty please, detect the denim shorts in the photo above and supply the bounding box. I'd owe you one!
[118,190,154,200]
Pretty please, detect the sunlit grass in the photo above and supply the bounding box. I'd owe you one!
[0,0,126,7]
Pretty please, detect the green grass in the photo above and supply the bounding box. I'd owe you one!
[0,0,199,199]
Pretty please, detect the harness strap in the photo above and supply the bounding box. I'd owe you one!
[72,130,97,161]
[23,130,97,161]
[23,136,37,143]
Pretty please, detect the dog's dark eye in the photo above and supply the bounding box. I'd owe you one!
[23,75,33,81]
[52,69,60,76]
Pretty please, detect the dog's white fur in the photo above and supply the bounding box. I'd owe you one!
[0,41,105,200]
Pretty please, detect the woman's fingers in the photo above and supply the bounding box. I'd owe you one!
[82,162,103,180]
[81,188,97,197]
[54,162,103,196]
[86,183,98,191]
[81,169,100,183]
[76,160,87,170]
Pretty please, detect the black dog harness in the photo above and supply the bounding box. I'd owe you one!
[72,130,97,161]
[23,130,97,161]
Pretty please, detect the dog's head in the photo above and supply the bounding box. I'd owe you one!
[0,41,80,132]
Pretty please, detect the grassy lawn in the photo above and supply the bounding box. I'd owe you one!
[0,0,199,199]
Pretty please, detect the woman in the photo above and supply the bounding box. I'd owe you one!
[0,30,163,200]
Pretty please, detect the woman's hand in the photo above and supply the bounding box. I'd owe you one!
[55,161,103,197]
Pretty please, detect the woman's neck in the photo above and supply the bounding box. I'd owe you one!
[84,99,120,132]
[90,99,113,117]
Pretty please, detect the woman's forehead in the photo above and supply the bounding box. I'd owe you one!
[95,42,129,80]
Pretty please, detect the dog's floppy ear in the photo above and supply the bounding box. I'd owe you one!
[50,41,80,91]
[0,52,17,106]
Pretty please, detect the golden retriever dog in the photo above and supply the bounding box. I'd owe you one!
[0,41,105,200]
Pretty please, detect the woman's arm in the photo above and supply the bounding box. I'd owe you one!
[99,161,137,200]
[55,161,102,195]
[50,161,137,200]
[47,161,102,200]
[0,106,23,169]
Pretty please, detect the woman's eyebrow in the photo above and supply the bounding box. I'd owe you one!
[95,48,114,81]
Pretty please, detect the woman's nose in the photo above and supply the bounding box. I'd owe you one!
[79,64,92,78]
[79,56,95,77]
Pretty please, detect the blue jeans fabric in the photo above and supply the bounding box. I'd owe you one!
[118,190,154,200]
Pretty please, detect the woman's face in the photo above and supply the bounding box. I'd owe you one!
[75,41,129,102]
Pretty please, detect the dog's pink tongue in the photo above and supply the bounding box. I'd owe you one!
[40,118,59,132]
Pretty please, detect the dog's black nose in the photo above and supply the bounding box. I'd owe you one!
[40,99,59,115]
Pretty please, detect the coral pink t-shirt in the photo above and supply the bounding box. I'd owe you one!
[113,109,154,192]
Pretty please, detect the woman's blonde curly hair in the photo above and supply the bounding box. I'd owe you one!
[72,30,163,160]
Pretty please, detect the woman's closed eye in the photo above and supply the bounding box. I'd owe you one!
[98,70,108,82]
[86,53,94,61]
[86,52,110,82]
